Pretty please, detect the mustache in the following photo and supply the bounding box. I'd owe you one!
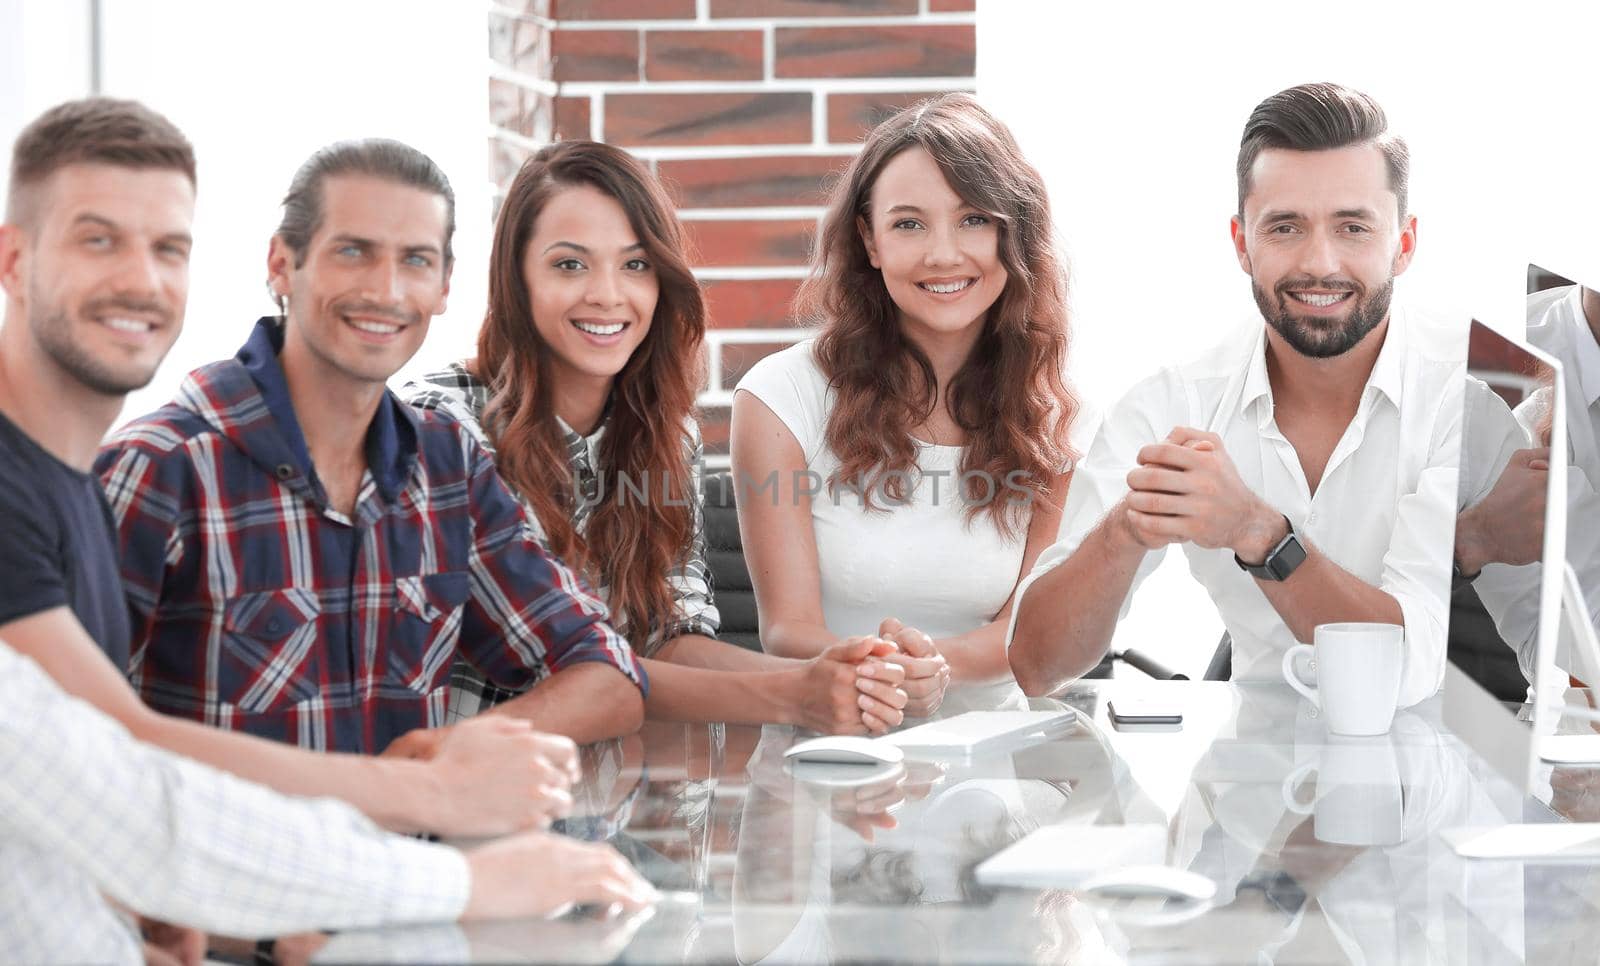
[1273,275,1362,297]
[82,295,174,325]
[332,299,422,327]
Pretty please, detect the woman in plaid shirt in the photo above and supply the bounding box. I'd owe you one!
[406,141,908,735]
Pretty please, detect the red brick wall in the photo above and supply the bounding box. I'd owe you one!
[490,0,978,464]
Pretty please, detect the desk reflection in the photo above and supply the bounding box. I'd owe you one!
[731,720,1123,964]
[316,684,1600,964]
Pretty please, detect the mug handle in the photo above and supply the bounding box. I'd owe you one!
[1282,643,1319,709]
[1280,762,1317,814]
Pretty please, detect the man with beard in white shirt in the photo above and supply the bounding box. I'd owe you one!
[1008,83,1460,708]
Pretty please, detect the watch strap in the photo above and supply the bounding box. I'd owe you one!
[1235,515,1305,581]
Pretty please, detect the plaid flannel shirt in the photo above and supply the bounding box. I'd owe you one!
[96,318,645,753]
[404,363,718,718]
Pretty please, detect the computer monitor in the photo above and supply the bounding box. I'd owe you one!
[1523,262,1600,755]
[1444,318,1568,796]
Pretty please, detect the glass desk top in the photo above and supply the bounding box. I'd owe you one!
[318,681,1600,964]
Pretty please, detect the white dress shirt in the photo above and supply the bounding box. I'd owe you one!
[0,639,470,964]
[1008,308,1464,707]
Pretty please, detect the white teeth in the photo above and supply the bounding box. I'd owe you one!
[348,318,401,335]
[1290,292,1348,307]
[920,279,973,295]
[574,320,625,336]
[104,317,153,333]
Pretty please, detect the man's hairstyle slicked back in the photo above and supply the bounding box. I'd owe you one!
[1236,82,1409,221]
[274,138,456,269]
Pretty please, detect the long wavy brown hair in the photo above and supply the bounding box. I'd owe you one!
[472,141,704,651]
[802,93,1077,536]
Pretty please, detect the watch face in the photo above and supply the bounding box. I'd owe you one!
[1268,533,1308,580]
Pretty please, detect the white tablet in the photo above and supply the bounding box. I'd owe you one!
[883,709,1076,758]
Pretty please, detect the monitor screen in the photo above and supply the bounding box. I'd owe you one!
[1525,266,1600,684]
[1445,318,1566,793]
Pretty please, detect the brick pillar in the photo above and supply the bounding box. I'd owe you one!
[494,0,978,465]
[490,1,557,214]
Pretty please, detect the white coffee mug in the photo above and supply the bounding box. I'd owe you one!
[1281,622,1404,736]
[1281,733,1404,846]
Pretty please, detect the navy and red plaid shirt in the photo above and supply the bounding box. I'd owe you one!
[95,317,645,754]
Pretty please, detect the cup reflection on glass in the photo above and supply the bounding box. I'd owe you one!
[1281,733,1404,846]
[1282,622,1404,736]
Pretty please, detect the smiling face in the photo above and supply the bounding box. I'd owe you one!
[3,163,194,397]
[523,182,658,393]
[858,147,1008,349]
[1232,143,1416,359]
[268,174,450,390]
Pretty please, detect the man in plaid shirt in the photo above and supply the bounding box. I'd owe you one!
[98,139,646,754]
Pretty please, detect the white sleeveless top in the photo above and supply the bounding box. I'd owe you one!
[736,341,1029,713]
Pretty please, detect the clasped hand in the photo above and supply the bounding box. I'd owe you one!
[1122,427,1284,562]
[799,617,951,736]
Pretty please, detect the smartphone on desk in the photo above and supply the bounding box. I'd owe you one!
[1107,697,1183,730]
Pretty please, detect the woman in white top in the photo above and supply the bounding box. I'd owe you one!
[732,94,1079,717]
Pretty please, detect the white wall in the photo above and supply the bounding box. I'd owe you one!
[978,1,1600,676]
[1,0,492,426]
[1,0,94,197]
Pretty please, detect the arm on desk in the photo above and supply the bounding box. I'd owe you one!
[491,661,644,744]
[0,608,566,838]
[1251,536,1404,643]
[641,637,907,735]
[1010,500,1151,696]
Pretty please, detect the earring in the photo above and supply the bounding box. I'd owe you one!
[266,281,288,319]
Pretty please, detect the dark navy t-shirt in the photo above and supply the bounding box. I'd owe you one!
[0,410,130,670]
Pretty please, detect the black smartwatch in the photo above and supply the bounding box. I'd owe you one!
[1235,515,1306,582]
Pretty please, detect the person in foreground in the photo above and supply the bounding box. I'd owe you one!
[0,637,655,964]
[98,136,648,756]
[732,93,1080,717]
[0,98,576,838]
[405,140,909,735]
[1008,82,1461,708]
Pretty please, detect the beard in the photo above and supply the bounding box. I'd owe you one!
[30,293,172,397]
[1252,273,1393,359]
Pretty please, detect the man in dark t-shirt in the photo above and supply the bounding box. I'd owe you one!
[0,411,129,668]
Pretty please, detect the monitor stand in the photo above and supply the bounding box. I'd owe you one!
[1535,564,1600,764]
[1450,572,1600,860]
